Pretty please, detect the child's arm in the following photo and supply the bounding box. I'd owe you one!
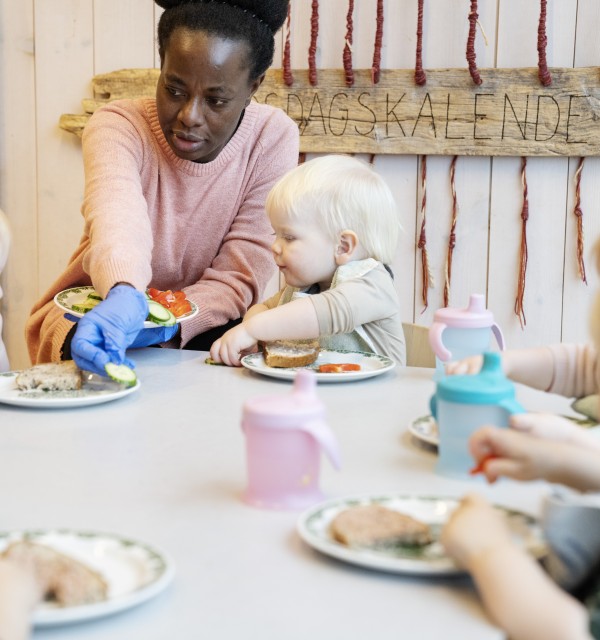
[242,303,269,322]
[446,347,555,391]
[210,298,319,366]
[0,559,42,640]
[442,494,591,640]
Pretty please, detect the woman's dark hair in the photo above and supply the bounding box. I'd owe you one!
[156,0,289,81]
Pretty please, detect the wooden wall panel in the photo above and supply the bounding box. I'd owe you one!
[0,1,37,370]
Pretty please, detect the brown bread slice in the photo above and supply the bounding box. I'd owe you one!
[331,504,432,548]
[15,361,82,391]
[261,339,320,368]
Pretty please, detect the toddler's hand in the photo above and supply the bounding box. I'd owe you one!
[209,324,256,367]
[445,355,483,376]
[510,412,600,451]
[441,493,513,571]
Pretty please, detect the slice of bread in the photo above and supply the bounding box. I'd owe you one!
[15,360,82,392]
[261,339,320,368]
[331,504,432,548]
[2,540,108,606]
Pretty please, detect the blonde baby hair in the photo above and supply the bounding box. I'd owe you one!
[265,154,401,264]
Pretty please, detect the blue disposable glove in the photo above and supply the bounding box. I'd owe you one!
[70,285,148,376]
[129,323,179,348]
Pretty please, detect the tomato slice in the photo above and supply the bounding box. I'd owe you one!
[469,454,497,476]
[146,287,191,316]
[318,363,361,373]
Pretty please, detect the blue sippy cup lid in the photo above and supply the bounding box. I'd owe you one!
[435,352,516,405]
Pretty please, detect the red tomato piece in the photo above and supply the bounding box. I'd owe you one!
[469,454,497,476]
[318,363,361,373]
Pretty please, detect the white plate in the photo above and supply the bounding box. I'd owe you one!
[54,286,198,329]
[408,414,439,447]
[297,493,546,576]
[0,529,174,627]
[241,349,395,383]
[0,371,140,409]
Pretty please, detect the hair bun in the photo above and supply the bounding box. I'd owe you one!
[154,0,289,34]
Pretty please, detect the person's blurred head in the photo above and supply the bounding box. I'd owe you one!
[0,209,10,273]
[154,0,288,163]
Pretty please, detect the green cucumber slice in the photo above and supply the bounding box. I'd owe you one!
[86,291,103,301]
[71,299,100,313]
[146,300,176,326]
[105,363,137,387]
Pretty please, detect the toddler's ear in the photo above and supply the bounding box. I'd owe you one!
[335,230,359,265]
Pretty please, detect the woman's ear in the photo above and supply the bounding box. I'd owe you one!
[335,230,360,265]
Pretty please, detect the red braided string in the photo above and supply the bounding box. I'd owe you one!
[343,0,354,87]
[308,0,319,86]
[417,156,432,311]
[371,0,384,84]
[283,3,293,86]
[573,157,588,284]
[515,157,529,328]
[466,0,482,85]
[369,154,376,165]
[444,156,459,307]
[299,152,306,165]
[537,0,552,86]
[415,0,426,86]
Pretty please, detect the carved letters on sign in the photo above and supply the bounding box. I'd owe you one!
[59,66,600,157]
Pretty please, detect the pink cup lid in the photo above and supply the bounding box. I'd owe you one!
[432,294,495,329]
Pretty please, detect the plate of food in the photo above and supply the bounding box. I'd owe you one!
[241,342,395,383]
[54,286,198,329]
[0,361,140,409]
[297,493,546,575]
[408,414,439,448]
[0,529,174,627]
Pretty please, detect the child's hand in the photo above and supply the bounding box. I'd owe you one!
[510,412,600,451]
[469,425,563,484]
[209,324,257,367]
[445,355,483,376]
[441,493,514,571]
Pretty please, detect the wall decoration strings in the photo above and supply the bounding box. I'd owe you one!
[59,0,594,325]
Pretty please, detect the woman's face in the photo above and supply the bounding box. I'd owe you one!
[157,28,262,163]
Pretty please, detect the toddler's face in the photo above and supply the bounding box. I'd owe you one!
[269,208,338,290]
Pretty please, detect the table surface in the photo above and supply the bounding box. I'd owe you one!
[0,349,579,640]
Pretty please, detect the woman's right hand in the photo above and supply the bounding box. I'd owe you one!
[70,284,148,376]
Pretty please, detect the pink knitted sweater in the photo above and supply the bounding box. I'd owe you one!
[26,98,299,363]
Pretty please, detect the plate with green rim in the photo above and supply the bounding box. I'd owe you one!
[54,286,198,328]
[0,528,174,627]
[241,349,395,383]
[297,493,546,575]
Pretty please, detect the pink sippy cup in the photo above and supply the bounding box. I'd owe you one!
[429,293,505,379]
[241,370,341,510]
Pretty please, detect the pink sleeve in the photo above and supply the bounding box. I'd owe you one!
[546,343,600,398]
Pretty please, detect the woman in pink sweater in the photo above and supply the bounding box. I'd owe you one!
[26,0,298,375]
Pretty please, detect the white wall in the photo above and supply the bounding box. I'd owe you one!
[1,0,598,369]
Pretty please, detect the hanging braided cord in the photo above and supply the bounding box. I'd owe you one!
[308,0,319,86]
[282,3,293,86]
[369,154,376,165]
[343,0,355,87]
[371,0,384,84]
[573,157,588,284]
[537,0,552,86]
[443,156,459,307]
[415,0,426,85]
[418,156,433,311]
[299,152,306,165]
[515,157,529,328]
[466,0,482,85]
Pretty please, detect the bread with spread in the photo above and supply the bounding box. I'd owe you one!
[15,361,82,392]
[260,339,320,368]
[331,504,432,548]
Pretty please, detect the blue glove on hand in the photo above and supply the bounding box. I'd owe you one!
[129,323,179,349]
[70,285,148,376]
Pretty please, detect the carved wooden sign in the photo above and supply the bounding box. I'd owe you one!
[60,66,600,156]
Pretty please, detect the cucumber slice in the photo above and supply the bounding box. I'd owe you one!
[71,299,100,313]
[146,300,176,326]
[86,291,103,301]
[105,363,137,387]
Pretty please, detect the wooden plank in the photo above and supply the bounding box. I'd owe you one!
[59,66,600,157]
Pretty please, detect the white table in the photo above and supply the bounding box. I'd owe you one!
[0,349,577,640]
